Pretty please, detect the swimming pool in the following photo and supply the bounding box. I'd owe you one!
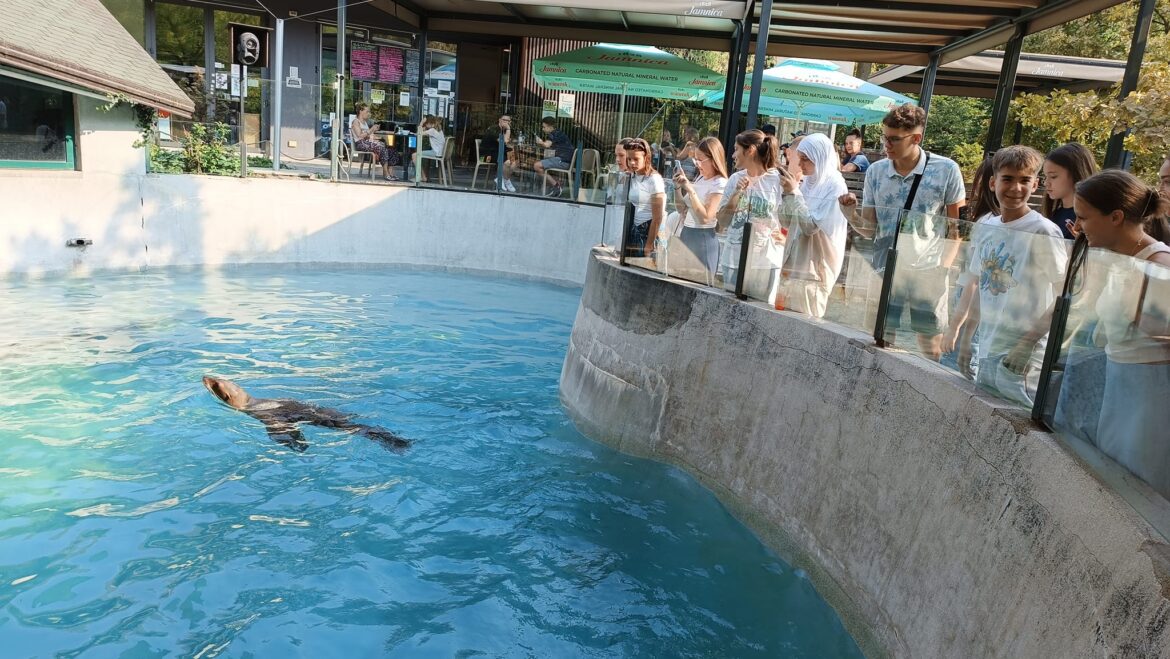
[0,267,862,657]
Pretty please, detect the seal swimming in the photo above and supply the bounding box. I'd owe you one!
[202,375,410,452]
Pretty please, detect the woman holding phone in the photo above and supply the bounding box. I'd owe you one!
[715,129,786,303]
[665,137,729,279]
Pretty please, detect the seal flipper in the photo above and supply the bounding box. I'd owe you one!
[357,427,411,452]
[263,421,309,452]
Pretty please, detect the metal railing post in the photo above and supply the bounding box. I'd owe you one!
[873,212,904,347]
[619,201,634,267]
[1031,236,1087,422]
[573,136,584,202]
[495,135,506,192]
[735,221,752,300]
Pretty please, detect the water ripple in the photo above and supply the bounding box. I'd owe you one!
[0,267,862,658]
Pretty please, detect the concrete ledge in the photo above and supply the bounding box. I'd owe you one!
[560,251,1170,658]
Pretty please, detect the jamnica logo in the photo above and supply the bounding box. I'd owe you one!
[690,78,719,87]
[592,54,670,66]
[541,65,566,73]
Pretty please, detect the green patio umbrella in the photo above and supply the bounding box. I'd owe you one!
[532,43,725,139]
[704,59,915,126]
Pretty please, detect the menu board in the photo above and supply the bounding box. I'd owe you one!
[405,49,420,87]
[350,42,378,81]
[378,46,404,84]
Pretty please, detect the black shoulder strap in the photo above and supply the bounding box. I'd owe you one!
[902,151,931,212]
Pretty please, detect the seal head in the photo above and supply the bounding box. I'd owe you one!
[203,375,253,410]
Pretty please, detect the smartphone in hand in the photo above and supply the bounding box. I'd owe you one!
[672,159,686,180]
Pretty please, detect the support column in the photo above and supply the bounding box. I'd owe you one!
[330,0,346,181]
[145,0,157,58]
[744,0,773,130]
[416,23,428,124]
[718,22,742,153]
[1104,0,1156,169]
[271,18,285,171]
[203,8,215,121]
[728,8,752,138]
[918,53,940,116]
[984,26,1023,155]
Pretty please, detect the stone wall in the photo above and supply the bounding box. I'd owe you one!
[560,250,1170,658]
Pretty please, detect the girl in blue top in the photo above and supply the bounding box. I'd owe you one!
[1042,143,1098,240]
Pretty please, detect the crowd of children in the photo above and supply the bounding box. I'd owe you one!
[611,101,1170,497]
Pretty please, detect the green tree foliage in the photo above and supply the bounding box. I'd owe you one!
[1013,0,1170,177]
[920,95,991,158]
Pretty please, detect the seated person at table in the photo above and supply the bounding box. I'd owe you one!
[351,103,400,181]
[533,117,575,198]
[413,115,448,183]
[481,113,517,192]
[841,129,870,173]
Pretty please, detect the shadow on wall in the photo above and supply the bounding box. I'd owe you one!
[134,177,608,286]
[2,169,207,278]
[2,169,609,285]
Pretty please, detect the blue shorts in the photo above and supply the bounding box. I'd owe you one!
[539,156,570,170]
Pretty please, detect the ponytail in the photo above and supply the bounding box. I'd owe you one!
[734,129,779,170]
[1144,188,1170,243]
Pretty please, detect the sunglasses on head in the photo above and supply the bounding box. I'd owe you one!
[624,140,650,153]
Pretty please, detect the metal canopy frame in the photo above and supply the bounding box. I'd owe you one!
[230,0,1147,167]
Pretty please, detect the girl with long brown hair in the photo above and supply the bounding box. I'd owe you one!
[1042,142,1098,239]
[715,129,786,302]
[665,136,729,279]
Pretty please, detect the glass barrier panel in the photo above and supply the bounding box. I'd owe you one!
[1040,249,1170,499]
[647,170,723,288]
[731,187,784,306]
[815,202,887,334]
[881,211,1071,409]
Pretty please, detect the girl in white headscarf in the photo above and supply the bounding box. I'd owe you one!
[777,132,850,318]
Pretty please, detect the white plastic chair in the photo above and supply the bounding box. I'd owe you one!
[420,137,455,186]
[472,138,497,189]
[580,148,601,189]
[340,140,375,181]
[542,149,578,196]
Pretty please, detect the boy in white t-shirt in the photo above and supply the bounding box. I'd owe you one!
[945,145,1068,405]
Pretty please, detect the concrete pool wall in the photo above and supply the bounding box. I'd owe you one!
[560,250,1170,658]
[1,168,619,285]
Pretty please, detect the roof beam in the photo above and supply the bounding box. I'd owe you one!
[499,2,528,23]
[426,11,732,42]
[765,34,934,54]
[768,0,1020,18]
[932,0,1126,59]
[770,18,970,37]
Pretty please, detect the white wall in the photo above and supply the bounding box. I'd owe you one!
[0,166,614,285]
[75,98,146,176]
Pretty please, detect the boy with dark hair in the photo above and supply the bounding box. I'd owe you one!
[841,129,869,173]
[944,145,1067,404]
[534,117,575,198]
[839,103,966,361]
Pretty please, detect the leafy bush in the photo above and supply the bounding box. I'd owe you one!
[181,123,237,175]
[148,124,291,175]
[950,142,986,183]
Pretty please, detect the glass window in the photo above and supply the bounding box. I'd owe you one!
[0,74,76,169]
[98,0,146,46]
[155,3,207,121]
[321,26,417,127]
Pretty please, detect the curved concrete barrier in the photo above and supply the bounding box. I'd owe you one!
[560,250,1170,658]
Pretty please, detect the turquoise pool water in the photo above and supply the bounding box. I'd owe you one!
[0,267,862,658]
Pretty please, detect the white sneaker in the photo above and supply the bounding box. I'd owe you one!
[503,179,516,192]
